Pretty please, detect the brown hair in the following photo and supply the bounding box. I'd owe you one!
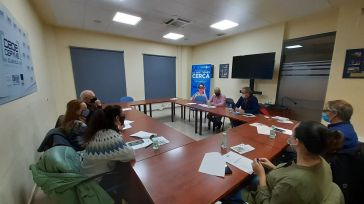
[326,100,353,122]
[60,99,83,134]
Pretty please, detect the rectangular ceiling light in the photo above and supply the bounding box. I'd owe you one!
[163,32,184,40]
[285,45,303,49]
[113,12,141,25]
[210,20,238,30]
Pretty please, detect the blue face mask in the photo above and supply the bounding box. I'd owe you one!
[81,109,90,118]
[322,112,330,123]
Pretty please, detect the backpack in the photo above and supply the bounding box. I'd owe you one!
[327,142,364,204]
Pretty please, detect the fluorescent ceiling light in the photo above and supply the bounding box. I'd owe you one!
[112,12,141,25]
[210,20,238,30]
[163,32,184,40]
[285,45,303,49]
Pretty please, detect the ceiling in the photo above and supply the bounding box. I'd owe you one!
[30,0,348,46]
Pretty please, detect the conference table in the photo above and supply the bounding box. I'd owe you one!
[105,99,297,204]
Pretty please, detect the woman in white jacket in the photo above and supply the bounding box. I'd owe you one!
[81,105,135,177]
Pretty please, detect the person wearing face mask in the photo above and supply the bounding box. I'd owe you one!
[224,121,344,204]
[230,87,260,127]
[207,87,226,131]
[59,99,88,151]
[80,90,103,123]
[81,105,135,178]
[322,100,358,150]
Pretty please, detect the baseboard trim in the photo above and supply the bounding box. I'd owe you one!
[27,184,38,204]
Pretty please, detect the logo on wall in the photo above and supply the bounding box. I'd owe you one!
[0,3,37,104]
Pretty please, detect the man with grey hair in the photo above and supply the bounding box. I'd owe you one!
[231,87,260,127]
[80,90,102,123]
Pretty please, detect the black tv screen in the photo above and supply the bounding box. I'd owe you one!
[231,52,275,79]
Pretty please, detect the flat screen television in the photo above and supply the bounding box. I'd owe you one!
[231,52,275,79]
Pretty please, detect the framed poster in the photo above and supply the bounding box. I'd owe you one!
[0,3,37,105]
[219,64,229,78]
[343,49,364,78]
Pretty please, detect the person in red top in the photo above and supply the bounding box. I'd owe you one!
[207,87,226,131]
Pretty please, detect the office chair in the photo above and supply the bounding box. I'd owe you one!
[120,96,134,103]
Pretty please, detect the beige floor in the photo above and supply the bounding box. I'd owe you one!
[31,107,231,204]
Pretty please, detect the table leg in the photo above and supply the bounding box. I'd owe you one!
[144,104,147,114]
[199,110,203,135]
[138,105,141,111]
[183,106,186,120]
[149,104,152,117]
[171,102,174,122]
[180,104,183,119]
[195,109,198,134]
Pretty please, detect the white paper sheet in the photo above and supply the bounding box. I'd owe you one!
[272,116,289,121]
[122,107,132,111]
[123,123,132,130]
[277,120,294,124]
[249,122,263,127]
[124,120,134,125]
[198,152,226,177]
[273,126,293,135]
[242,113,256,117]
[126,139,153,150]
[223,151,253,174]
[186,102,196,105]
[230,144,255,154]
[170,98,178,100]
[257,125,271,135]
[130,131,156,139]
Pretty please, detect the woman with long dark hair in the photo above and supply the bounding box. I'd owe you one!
[81,105,134,177]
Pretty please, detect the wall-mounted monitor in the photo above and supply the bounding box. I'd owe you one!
[231,52,275,79]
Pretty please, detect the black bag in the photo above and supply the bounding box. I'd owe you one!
[327,142,364,204]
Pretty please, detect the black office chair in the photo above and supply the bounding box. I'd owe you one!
[222,98,235,130]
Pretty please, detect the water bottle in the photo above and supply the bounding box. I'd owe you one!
[228,104,233,112]
[269,128,276,139]
[152,137,160,150]
[221,132,228,149]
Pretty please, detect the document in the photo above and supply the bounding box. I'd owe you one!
[130,131,156,139]
[198,152,226,177]
[170,97,178,100]
[223,151,253,174]
[126,139,152,150]
[123,120,134,130]
[242,113,256,117]
[122,107,132,111]
[256,125,271,135]
[272,126,293,135]
[230,144,255,154]
[124,120,134,125]
[153,136,170,145]
[186,102,196,105]
[250,122,263,127]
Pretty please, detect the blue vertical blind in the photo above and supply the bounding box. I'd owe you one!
[70,47,127,103]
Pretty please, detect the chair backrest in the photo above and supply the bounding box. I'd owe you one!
[259,104,270,116]
[225,98,235,109]
[37,128,72,152]
[119,96,134,103]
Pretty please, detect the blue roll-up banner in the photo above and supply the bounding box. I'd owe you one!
[191,64,212,99]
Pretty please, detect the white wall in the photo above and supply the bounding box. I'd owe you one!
[191,24,285,103]
[325,1,364,140]
[0,0,59,203]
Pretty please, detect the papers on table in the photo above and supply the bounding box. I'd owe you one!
[170,97,178,100]
[277,120,294,124]
[250,123,293,136]
[130,131,156,139]
[199,152,226,177]
[186,102,196,105]
[198,104,216,108]
[122,107,132,111]
[126,139,152,150]
[257,125,271,135]
[153,136,170,145]
[230,144,255,154]
[123,120,134,130]
[272,116,294,124]
[272,126,293,135]
[223,151,253,174]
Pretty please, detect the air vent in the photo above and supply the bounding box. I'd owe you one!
[164,17,191,28]
[216,33,226,37]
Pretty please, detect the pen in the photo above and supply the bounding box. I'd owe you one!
[144,143,152,149]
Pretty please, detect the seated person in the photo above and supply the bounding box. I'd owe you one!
[231,87,259,127]
[80,89,103,123]
[207,87,226,130]
[322,100,358,149]
[227,121,344,204]
[191,83,208,104]
[59,99,88,151]
[81,105,135,177]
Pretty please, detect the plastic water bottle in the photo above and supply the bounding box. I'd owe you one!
[269,128,276,139]
[221,132,228,149]
[152,138,160,150]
